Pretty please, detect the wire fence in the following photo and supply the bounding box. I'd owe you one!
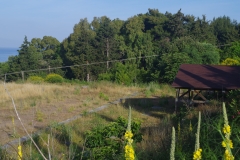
[1,40,236,78]
[0,55,159,81]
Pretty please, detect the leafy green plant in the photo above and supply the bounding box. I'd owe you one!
[99,92,109,101]
[45,73,64,83]
[84,117,142,160]
[0,148,9,160]
[99,62,144,85]
[227,89,240,122]
[145,89,152,98]
[98,73,112,81]
[170,102,240,160]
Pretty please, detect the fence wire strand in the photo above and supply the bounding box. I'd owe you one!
[0,55,159,77]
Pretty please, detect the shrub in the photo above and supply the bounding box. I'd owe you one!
[84,117,142,159]
[98,73,112,81]
[27,76,44,84]
[45,73,64,83]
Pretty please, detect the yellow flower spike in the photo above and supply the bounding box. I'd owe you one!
[222,141,226,148]
[124,107,135,160]
[222,103,234,160]
[193,112,202,160]
[223,125,231,134]
[193,148,202,160]
[18,138,22,160]
[229,140,233,149]
[222,140,233,149]
[224,149,234,160]
[125,130,133,139]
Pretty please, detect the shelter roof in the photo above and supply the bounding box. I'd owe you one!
[172,64,240,90]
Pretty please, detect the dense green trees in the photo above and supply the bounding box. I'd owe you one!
[61,18,96,80]
[1,9,240,83]
[211,16,239,47]
[5,36,62,80]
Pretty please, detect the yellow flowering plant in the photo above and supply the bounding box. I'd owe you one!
[124,106,135,160]
[18,138,22,160]
[84,115,142,159]
[193,112,202,160]
[221,103,234,160]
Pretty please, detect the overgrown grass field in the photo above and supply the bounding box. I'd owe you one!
[0,80,239,159]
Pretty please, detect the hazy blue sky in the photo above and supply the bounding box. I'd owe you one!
[0,0,239,47]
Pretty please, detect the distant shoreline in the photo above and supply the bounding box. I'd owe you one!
[0,47,18,63]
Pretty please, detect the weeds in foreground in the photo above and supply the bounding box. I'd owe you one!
[36,110,44,122]
[124,107,135,160]
[99,92,109,101]
[221,103,234,160]
[193,112,202,160]
[2,81,239,159]
[3,102,240,159]
[170,127,175,160]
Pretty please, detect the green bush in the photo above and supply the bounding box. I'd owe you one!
[45,73,64,83]
[27,76,44,84]
[84,117,142,159]
[110,62,140,85]
[98,73,113,81]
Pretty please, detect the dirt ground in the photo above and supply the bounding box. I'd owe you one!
[0,82,141,146]
[0,98,83,144]
[0,82,176,148]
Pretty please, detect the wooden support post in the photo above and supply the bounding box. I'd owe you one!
[188,89,191,105]
[190,89,194,106]
[175,89,180,113]
[48,66,51,73]
[222,90,225,102]
[176,89,189,104]
[194,90,207,101]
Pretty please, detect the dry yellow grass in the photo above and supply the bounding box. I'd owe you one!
[20,102,172,159]
[0,81,176,159]
[0,81,143,145]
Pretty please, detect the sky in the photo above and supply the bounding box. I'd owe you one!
[0,0,239,48]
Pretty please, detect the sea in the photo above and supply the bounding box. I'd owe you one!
[0,47,19,63]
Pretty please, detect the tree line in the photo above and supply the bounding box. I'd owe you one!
[1,9,240,83]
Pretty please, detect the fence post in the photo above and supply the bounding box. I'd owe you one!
[21,71,24,82]
[48,66,51,73]
[87,74,89,82]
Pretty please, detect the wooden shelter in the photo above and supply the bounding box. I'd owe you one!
[172,64,240,111]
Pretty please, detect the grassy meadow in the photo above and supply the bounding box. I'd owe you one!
[0,80,239,159]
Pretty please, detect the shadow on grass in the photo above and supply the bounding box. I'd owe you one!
[121,96,176,115]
